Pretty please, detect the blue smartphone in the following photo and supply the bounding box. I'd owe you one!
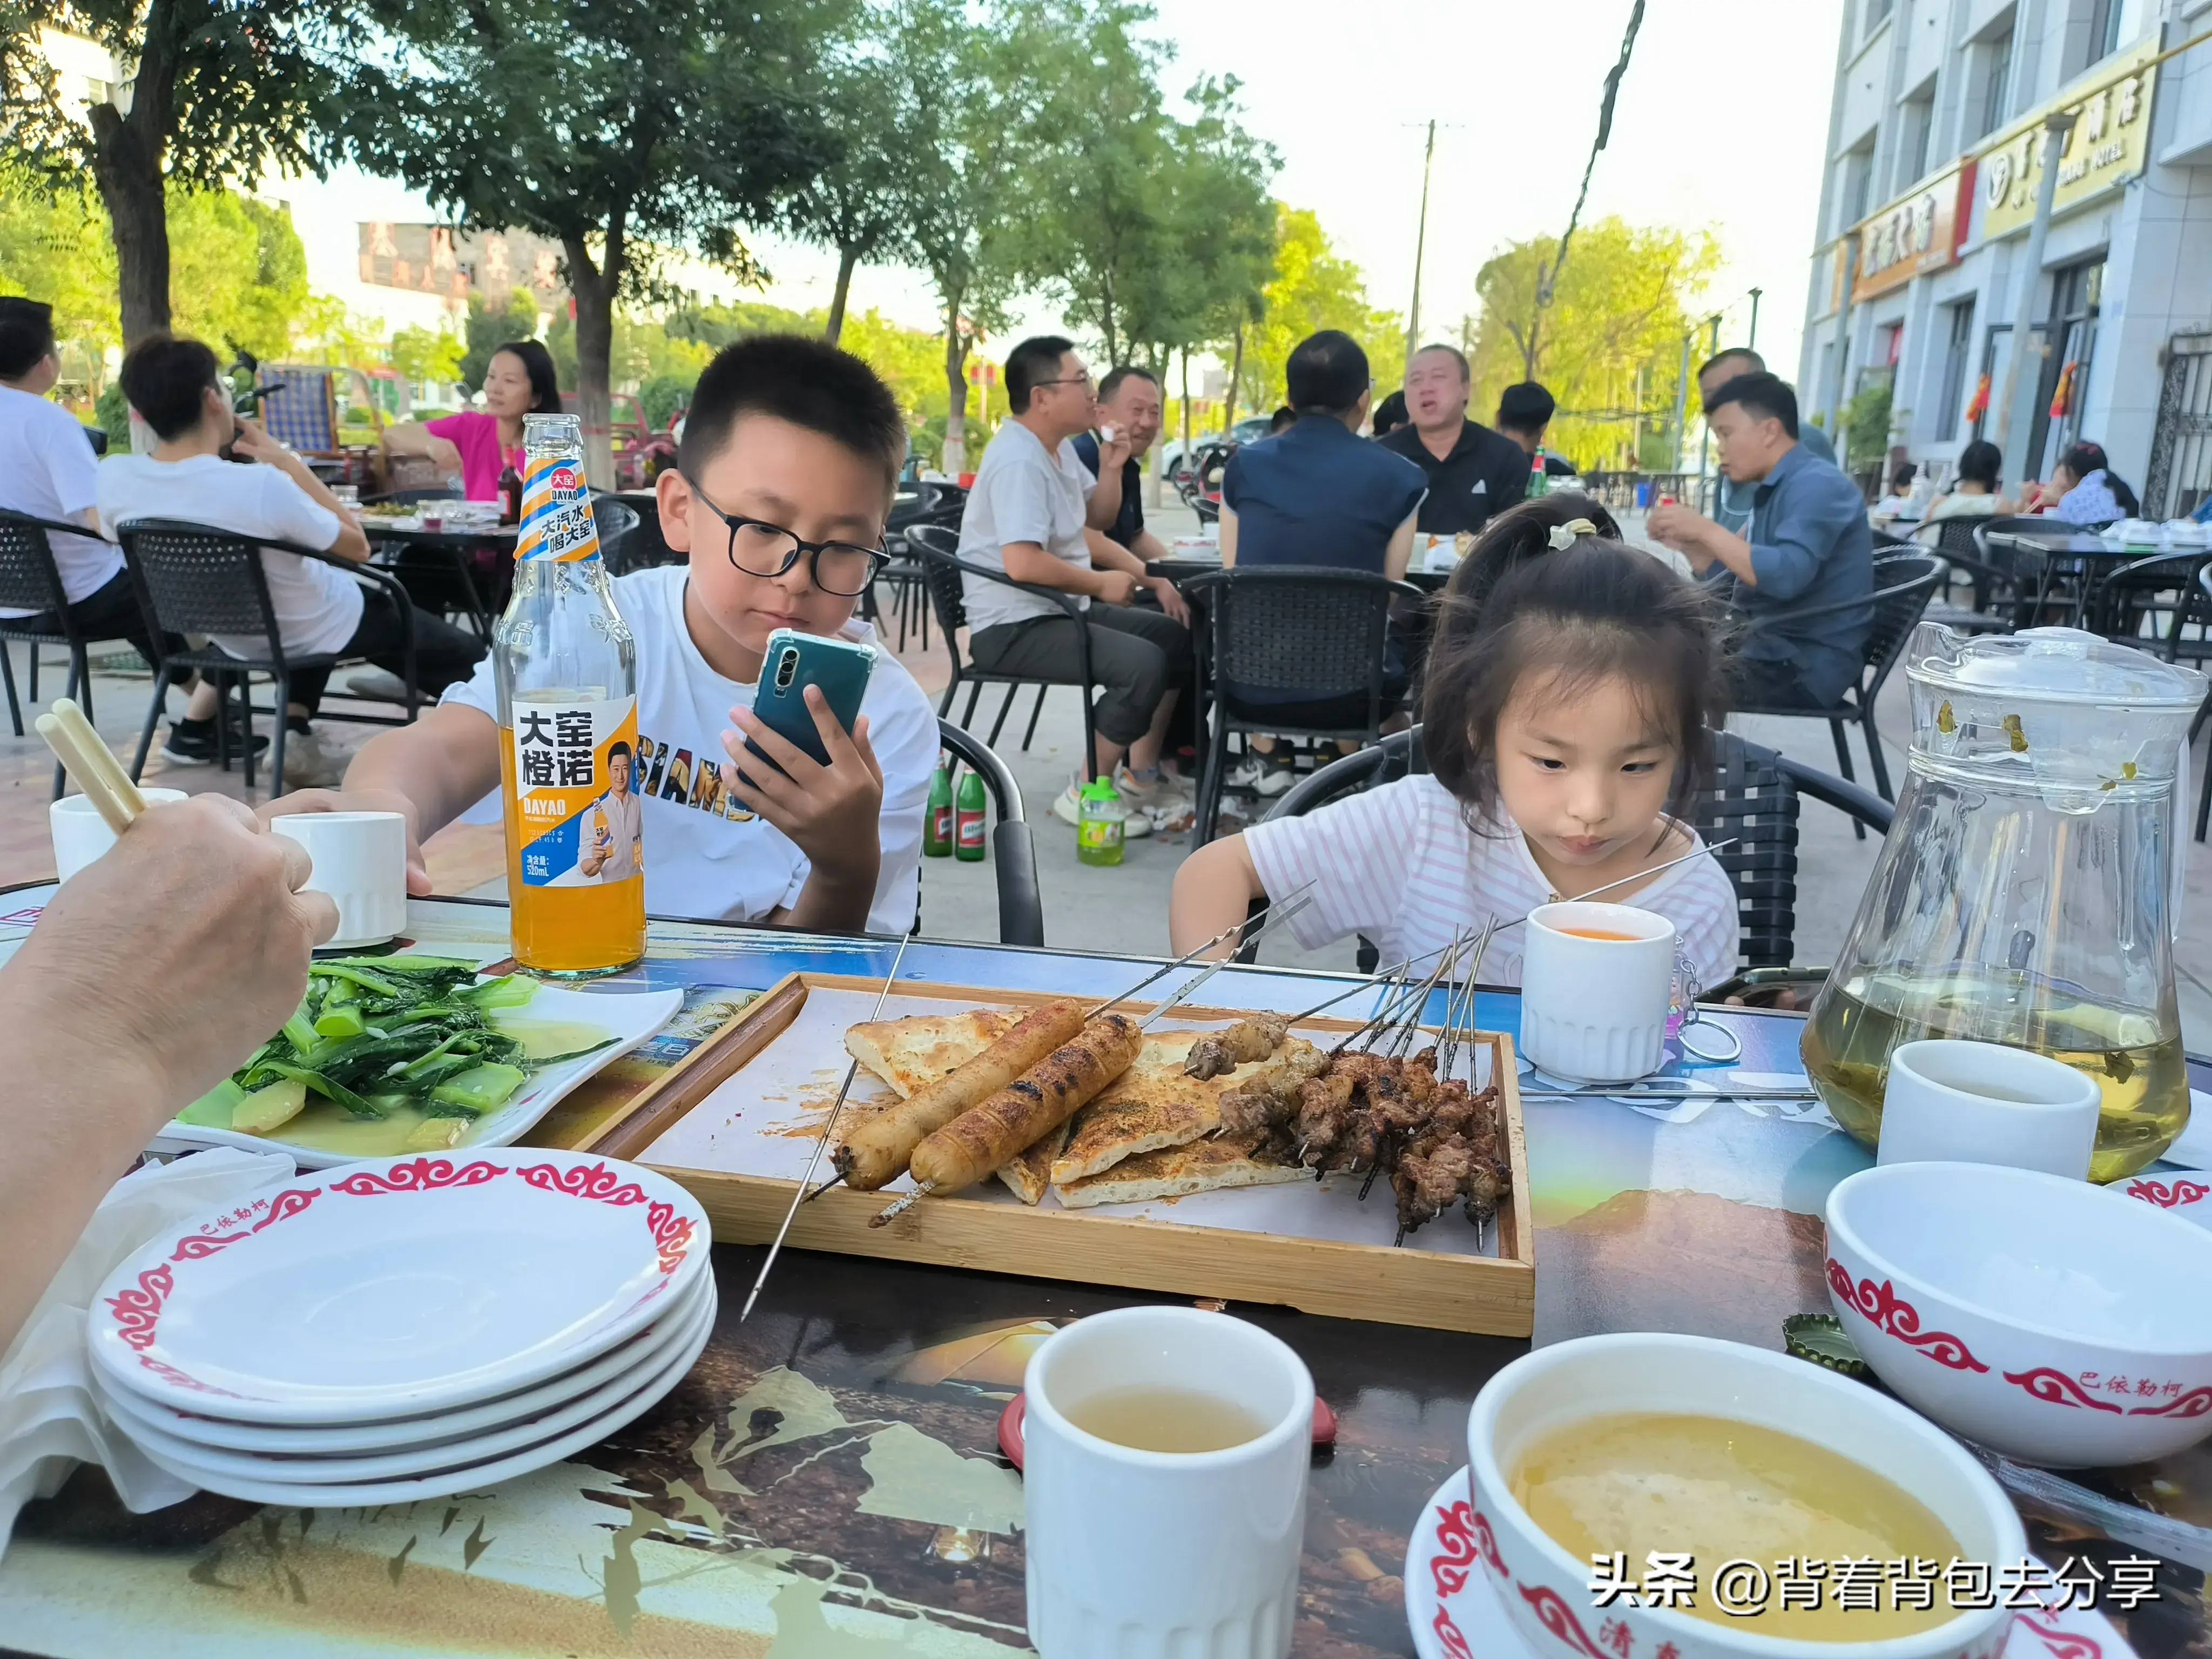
[745,629,876,774]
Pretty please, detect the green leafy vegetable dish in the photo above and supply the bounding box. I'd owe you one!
[179,957,612,1155]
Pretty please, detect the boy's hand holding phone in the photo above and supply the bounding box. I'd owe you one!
[721,685,885,908]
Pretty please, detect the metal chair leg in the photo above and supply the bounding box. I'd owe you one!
[267,673,287,799]
[1861,707,1894,802]
[130,670,170,783]
[1193,708,1226,847]
[0,640,21,738]
[1021,683,1048,751]
[936,668,960,718]
[960,680,983,727]
[2198,732,2211,842]
[1829,718,1865,841]
[25,644,36,704]
[986,683,1018,746]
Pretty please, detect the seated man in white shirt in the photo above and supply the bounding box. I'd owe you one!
[96,333,485,787]
[0,298,233,756]
[266,334,939,935]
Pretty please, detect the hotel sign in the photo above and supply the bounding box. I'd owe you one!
[1851,158,1975,303]
[1979,33,2160,240]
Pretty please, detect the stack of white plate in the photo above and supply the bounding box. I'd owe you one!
[85,1149,714,1506]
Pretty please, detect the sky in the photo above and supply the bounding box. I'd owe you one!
[281,0,1850,389]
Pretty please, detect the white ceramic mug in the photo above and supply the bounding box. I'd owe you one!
[1518,900,1676,1083]
[1023,1305,1313,1659]
[1878,1037,2102,1179]
[271,811,408,949]
[50,788,187,883]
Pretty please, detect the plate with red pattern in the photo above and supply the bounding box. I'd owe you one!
[2119,1168,2212,1233]
[1405,1468,2137,1659]
[87,1149,710,1424]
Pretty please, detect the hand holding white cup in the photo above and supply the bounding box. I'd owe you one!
[269,810,409,949]
[50,789,187,883]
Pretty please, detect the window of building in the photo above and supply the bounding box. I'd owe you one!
[1980,18,2016,138]
[1937,299,1976,441]
[2085,0,2126,68]
[1898,84,1936,190]
[1865,0,1895,34]
[1843,140,1876,234]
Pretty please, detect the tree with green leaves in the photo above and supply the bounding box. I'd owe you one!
[458,289,545,394]
[776,28,911,346]
[890,0,1023,475]
[329,0,834,483]
[1243,205,1401,413]
[0,0,335,343]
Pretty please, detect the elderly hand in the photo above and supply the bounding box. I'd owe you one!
[1147,575,1191,625]
[20,795,337,1114]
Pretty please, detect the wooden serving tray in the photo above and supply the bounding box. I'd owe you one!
[571,973,1534,1337]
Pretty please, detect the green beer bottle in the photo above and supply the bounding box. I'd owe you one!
[955,768,987,861]
[924,758,954,858]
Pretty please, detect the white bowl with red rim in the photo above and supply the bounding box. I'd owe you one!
[2119,1168,2212,1232]
[1825,1161,2212,1467]
[1467,1332,2022,1659]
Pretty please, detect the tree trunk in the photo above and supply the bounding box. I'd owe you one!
[563,234,618,489]
[83,0,179,349]
[941,299,970,477]
[1222,322,1244,433]
[825,244,860,344]
[1178,348,1191,472]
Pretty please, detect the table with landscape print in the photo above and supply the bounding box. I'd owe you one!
[0,891,2204,1658]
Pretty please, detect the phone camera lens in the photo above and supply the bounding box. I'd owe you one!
[775,649,797,690]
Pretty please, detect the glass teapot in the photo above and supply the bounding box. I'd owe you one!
[1802,625,2205,1182]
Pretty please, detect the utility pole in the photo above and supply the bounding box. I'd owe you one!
[1995,110,2079,491]
[1404,120,1437,369]
[1747,287,1763,354]
[1670,330,1692,473]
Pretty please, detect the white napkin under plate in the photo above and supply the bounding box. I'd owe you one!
[0,1147,299,1558]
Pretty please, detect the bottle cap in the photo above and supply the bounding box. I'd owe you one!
[1782,1313,1869,1378]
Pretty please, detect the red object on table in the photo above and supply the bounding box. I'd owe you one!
[995,1391,1338,1471]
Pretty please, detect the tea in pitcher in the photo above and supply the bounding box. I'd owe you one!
[1801,966,2188,1183]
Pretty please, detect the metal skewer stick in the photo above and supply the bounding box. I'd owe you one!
[741,933,913,1321]
[1087,881,1317,1017]
[873,896,1319,1230]
[1493,838,1738,930]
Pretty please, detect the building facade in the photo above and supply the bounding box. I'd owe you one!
[1798,0,2212,515]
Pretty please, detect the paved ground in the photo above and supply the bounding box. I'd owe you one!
[6,495,2209,1048]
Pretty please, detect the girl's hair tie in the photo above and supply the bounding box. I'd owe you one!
[1545,518,1597,551]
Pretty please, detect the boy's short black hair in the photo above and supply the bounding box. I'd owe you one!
[0,298,57,380]
[676,334,907,490]
[1496,381,1555,432]
[1705,370,1799,440]
[1286,329,1369,416]
[119,333,224,442]
[1004,335,1076,414]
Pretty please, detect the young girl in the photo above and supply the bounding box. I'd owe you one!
[1168,496,1742,988]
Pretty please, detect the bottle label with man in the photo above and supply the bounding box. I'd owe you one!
[509,698,644,888]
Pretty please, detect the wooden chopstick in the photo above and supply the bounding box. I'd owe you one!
[36,697,146,834]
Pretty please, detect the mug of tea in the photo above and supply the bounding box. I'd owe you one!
[271,810,409,949]
[1022,1305,1313,1658]
[50,788,187,883]
[1519,901,1677,1083]
[1877,1038,2102,1179]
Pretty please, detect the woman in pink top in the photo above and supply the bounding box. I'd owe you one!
[380,339,559,501]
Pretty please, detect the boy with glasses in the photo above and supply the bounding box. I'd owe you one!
[268,335,938,935]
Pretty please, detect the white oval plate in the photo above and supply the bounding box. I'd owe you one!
[101,1279,715,1481]
[89,1149,709,1422]
[125,1283,714,1507]
[1404,1467,2137,1659]
[96,1269,712,1455]
[156,983,682,1170]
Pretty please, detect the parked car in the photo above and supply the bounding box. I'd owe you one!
[1161,414,1273,481]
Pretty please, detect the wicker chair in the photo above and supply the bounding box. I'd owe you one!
[0,509,112,797]
[933,717,1042,946]
[1178,566,1421,847]
[117,519,423,797]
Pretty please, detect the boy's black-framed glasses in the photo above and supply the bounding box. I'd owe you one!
[682,475,887,597]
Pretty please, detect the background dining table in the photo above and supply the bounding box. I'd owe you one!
[365,520,519,637]
[0,888,2203,1659]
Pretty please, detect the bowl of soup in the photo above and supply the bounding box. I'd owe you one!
[1467,1333,2021,1659]
[1826,1161,2212,1467]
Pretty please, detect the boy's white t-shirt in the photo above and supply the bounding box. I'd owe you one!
[94,453,360,658]
[442,564,939,934]
[1243,773,1741,991]
[0,386,119,613]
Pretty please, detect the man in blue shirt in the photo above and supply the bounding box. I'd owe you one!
[1647,372,1872,709]
[1698,348,1837,536]
[1216,330,1426,792]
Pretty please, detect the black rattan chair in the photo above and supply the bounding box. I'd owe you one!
[934,717,1043,947]
[1260,726,1892,970]
[2080,548,2212,660]
[590,496,639,570]
[0,509,116,797]
[1733,550,1943,824]
[117,518,424,798]
[875,482,965,651]
[1907,517,2014,634]
[1180,566,1422,847]
[910,525,1101,775]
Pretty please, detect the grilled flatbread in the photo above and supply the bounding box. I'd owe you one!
[844,1010,1018,1097]
[1056,1134,1306,1208]
[1051,1035,1319,1185]
[995,1122,1069,1205]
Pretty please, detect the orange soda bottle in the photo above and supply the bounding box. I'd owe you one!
[494,413,644,976]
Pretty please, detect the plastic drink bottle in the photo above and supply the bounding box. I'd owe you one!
[924,760,954,858]
[955,768,987,862]
[1075,777,1124,867]
[494,414,644,976]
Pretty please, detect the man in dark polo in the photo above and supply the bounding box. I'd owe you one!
[1378,342,1528,535]
[1070,364,1168,562]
